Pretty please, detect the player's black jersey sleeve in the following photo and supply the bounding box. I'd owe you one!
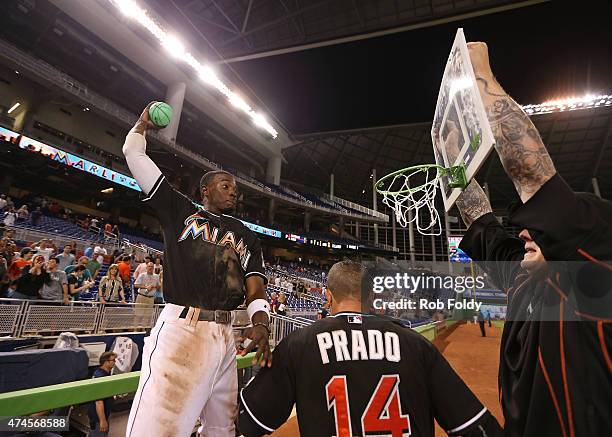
[426,341,502,436]
[142,175,193,226]
[460,212,524,291]
[242,231,267,283]
[508,173,612,261]
[239,339,295,436]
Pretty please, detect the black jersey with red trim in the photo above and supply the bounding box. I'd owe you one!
[459,174,612,437]
[142,175,266,310]
[239,312,502,437]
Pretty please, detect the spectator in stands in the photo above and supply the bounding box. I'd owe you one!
[10,254,45,300]
[56,245,75,271]
[274,276,281,287]
[84,243,94,260]
[117,256,132,299]
[0,194,7,212]
[98,264,126,304]
[40,257,69,304]
[133,262,160,307]
[69,241,77,256]
[16,205,29,222]
[65,256,93,286]
[94,244,107,265]
[67,265,94,300]
[104,222,112,235]
[48,201,60,217]
[153,257,163,275]
[30,206,43,226]
[132,255,152,281]
[88,351,117,436]
[0,256,8,298]
[30,239,56,262]
[87,256,102,282]
[8,247,33,281]
[3,207,17,226]
[276,292,288,316]
[90,217,100,231]
[154,269,164,304]
[0,238,12,265]
[269,291,278,313]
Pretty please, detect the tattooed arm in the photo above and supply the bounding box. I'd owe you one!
[456,179,493,228]
[468,42,556,203]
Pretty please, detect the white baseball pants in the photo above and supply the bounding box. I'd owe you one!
[126,304,237,437]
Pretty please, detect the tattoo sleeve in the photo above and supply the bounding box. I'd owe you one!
[455,179,493,228]
[476,76,556,202]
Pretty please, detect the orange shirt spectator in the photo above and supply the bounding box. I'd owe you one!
[117,257,131,283]
[104,223,112,233]
[8,248,33,280]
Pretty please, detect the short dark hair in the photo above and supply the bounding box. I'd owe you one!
[99,351,117,366]
[200,170,233,189]
[74,265,87,272]
[20,247,33,256]
[327,260,364,302]
[50,257,60,264]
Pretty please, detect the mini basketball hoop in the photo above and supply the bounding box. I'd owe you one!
[375,164,467,236]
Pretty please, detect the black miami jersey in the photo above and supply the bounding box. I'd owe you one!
[142,175,266,310]
[239,312,502,437]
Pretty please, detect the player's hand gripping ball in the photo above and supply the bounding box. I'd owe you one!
[148,101,173,128]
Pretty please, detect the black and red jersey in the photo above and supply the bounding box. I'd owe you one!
[239,312,502,437]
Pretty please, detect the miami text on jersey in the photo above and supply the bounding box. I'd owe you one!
[178,213,252,270]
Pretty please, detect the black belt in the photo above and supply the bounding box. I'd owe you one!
[179,307,232,324]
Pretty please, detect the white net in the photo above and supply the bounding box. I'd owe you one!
[378,166,442,236]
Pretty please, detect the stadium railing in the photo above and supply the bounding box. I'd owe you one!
[0,319,459,418]
[2,299,311,340]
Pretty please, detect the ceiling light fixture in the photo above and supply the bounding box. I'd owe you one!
[108,0,278,139]
[522,93,612,115]
[8,102,20,114]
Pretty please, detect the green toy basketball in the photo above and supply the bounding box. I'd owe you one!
[148,102,173,128]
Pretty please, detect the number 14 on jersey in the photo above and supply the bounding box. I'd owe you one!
[326,374,411,437]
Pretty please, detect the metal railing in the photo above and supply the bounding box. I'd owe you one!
[269,313,311,346]
[1,299,163,338]
[1,299,313,341]
[6,225,116,255]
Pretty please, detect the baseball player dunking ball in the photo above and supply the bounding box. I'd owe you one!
[122,103,272,437]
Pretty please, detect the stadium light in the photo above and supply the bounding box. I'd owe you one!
[7,102,20,114]
[521,93,612,115]
[108,0,279,139]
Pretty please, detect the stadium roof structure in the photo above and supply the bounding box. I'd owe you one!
[284,106,612,210]
[144,0,544,61]
[0,0,610,214]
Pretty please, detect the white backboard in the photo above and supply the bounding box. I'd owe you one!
[432,29,495,211]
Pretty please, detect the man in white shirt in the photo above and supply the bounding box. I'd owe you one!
[132,255,152,281]
[31,239,56,262]
[93,244,107,265]
[0,195,7,212]
[134,262,160,306]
